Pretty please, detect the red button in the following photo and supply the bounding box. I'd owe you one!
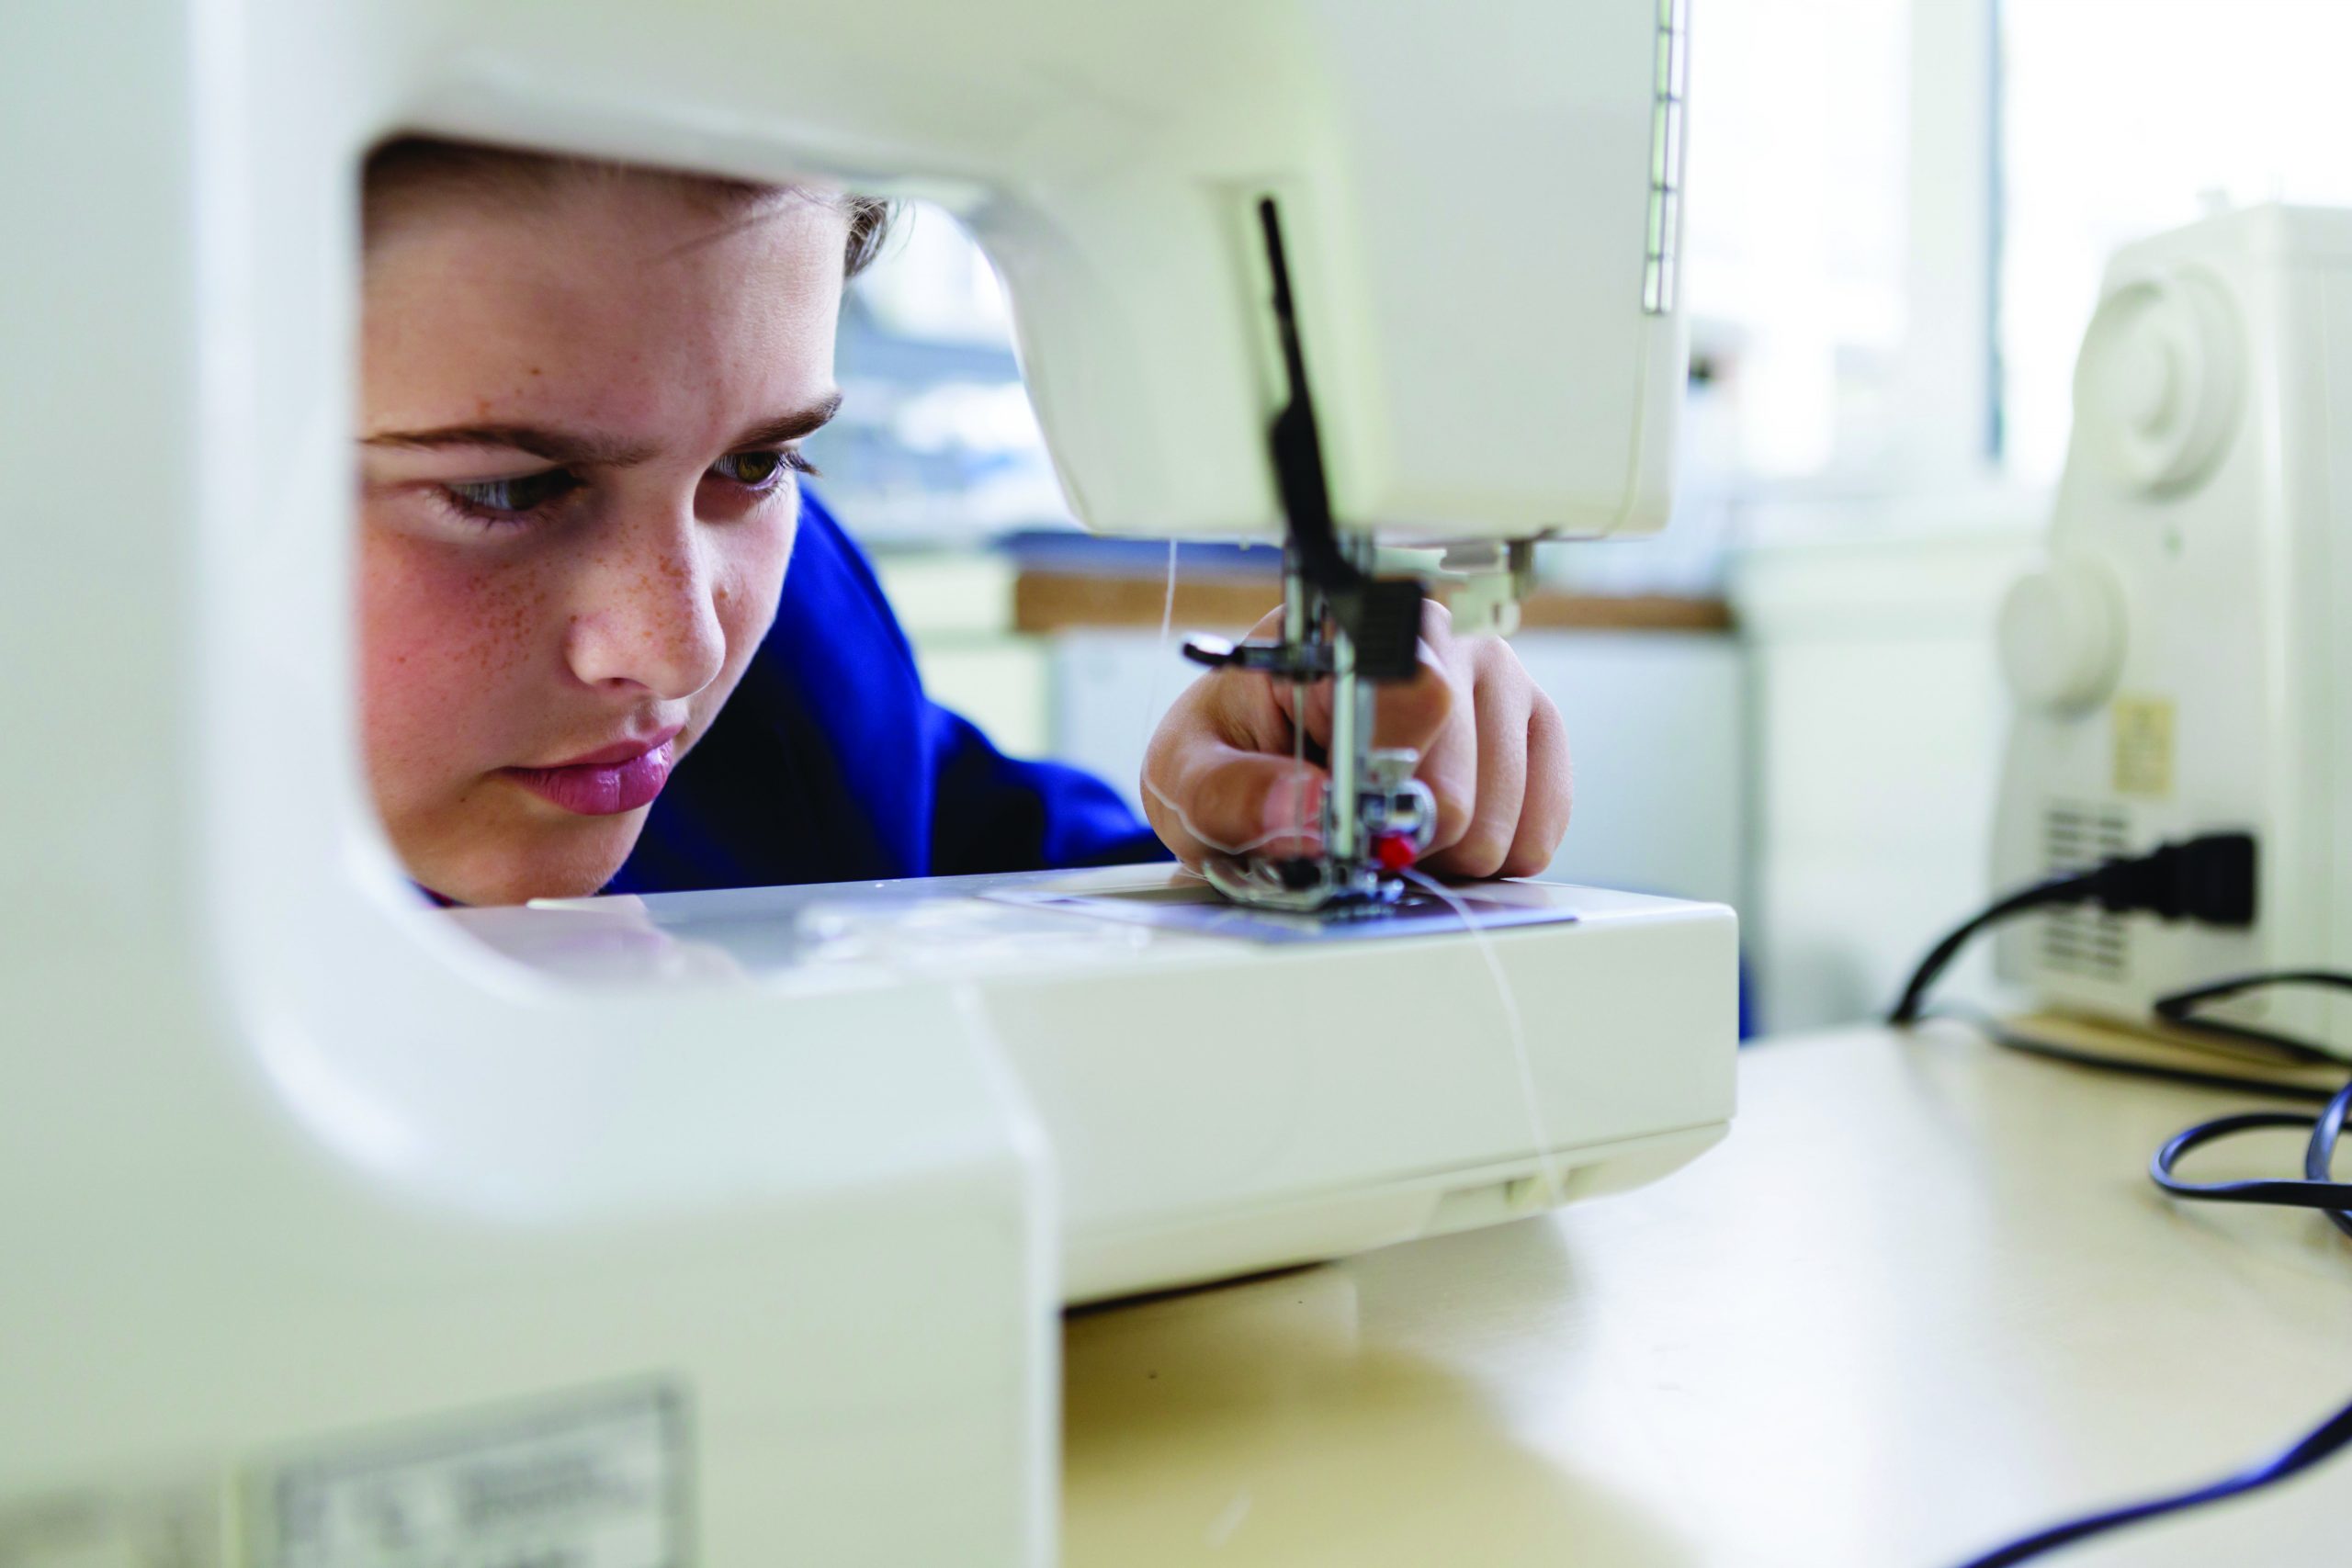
[1374,832,1417,872]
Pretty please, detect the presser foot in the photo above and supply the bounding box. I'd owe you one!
[1201,749,1437,916]
[1201,852,1408,917]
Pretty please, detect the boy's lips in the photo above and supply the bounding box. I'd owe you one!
[503,726,682,816]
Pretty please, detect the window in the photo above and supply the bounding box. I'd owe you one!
[2000,0,2352,483]
[1679,0,1912,481]
[801,203,1071,544]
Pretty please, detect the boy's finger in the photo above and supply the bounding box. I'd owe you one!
[1289,640,1458,754]
[1422,682,1531,878]
[1500,695,1573,878]
[1145,743,1327,865]
[1412,674,1479,856]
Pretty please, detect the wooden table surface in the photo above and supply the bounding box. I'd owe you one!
[1061,1023,2352,1566]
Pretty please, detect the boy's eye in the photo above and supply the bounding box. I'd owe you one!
[710,448,817,490]
[442,468,580,516]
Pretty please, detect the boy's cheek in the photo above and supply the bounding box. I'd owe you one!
[720,542,788,660]
[356,532,548,807]
[684,521,795,741]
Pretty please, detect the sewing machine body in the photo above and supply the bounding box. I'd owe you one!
[2,0,1724,1559]
[1994,206,2352,1055]
[457,868,1739,1305]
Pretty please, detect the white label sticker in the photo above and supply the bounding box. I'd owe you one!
[258,1386,684,1568]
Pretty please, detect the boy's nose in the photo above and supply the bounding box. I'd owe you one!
[562,512,728,702]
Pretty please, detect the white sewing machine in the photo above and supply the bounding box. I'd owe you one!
[2,1,1731,1562]
[1994,205,2352,1056]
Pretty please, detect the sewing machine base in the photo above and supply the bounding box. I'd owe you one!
[986,875,1583,943]
[464,866,1740,1304]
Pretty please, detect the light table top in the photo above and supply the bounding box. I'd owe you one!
[1062,1023,2352,1566]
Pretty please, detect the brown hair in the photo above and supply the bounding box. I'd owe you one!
[363,136,896,278]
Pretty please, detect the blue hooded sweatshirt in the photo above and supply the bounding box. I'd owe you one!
[607,489,1166,894]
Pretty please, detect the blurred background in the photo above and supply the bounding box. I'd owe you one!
[800,0,2352,1034]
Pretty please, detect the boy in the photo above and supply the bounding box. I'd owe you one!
[359,141,1568,905]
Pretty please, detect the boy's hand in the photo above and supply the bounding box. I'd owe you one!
[1140,602,1571,879]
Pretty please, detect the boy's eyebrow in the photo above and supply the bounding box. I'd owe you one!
[725,392,844,449]
[359,423,662,467]
[361,392,844,466]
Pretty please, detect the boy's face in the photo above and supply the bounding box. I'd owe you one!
[357,175,847,905]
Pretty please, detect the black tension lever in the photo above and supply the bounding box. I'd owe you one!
[1255,197,1423,682]
[1180,634,1334,678]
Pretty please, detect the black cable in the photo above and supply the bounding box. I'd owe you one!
[1888,874,2097,1026]
[1948,1390,2352,1568]
[2150,1088,2352,1239]
[2161,969,2352,1015]
[1886,832,2258,1027]
[2155,1015,2342,1067]
[2308,1081,2352,1242]
[2154,971,2352,1065]
[1924,1006,2341,1105]
[1901,970,2352,1564]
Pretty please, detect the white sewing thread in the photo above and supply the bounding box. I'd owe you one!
[1137,539,1319,862]
[1403,867,1565,1206]
[1127,545,1557,1207]
[1136,537,1180,758]
[1141,771,1318,860]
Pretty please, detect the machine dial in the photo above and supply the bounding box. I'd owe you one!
[1997,557,2127,715]
[2071,266,2243,494]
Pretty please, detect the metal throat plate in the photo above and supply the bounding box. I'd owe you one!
[985,878,1580,945]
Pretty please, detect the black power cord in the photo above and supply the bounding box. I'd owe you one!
[1887,831,2257,1027]
[1885,840,2352,1566]
[2150,1080,2352,1240]
[1926,1004,2342,1104]
[2152,970,2352,1066]
[1947,1388,2352,1568]
[1925,1005,2352,1567]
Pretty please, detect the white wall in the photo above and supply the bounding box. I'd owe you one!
[1731,509,2041,1032]
[1509,634,1743,908]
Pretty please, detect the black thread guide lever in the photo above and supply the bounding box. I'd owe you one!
[1182,198,1423,682]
